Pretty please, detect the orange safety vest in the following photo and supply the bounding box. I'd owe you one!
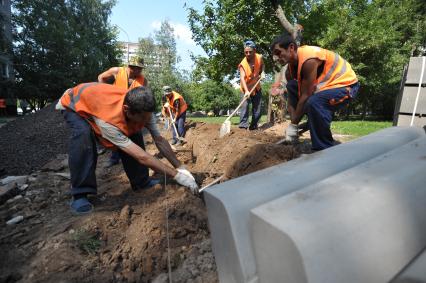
[114,67,145,90]
[295,46,358,96]
[60,83,146,149]
[239,53,263,92]
[162,91,188,118]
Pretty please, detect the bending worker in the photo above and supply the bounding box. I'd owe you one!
[162,86,187,145]
[270,33,360,150]
[56,83,198,214]
[97,56,148,167]
[238,40,265,131]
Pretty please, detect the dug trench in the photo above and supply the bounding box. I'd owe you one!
[0,108,313,283]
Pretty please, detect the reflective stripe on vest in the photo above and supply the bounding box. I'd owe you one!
[296,46,357,96]
[239,53,262,92]
[114,67,145,90]
[60,83,146,148]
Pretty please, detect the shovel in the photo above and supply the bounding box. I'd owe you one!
[219,78,262,138]
[166,106,186,144]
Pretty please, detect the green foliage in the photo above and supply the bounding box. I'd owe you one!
[187,0,310,81]
[188,0,426,118]
[185,80,240,114]
[306,0,426,118]
[137,21,184,110]
[12,0,122,109]
[71,229,102,255]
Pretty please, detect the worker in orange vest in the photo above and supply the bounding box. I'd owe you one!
[271,33,360,150]
[56,83,198,214]
[162,86,188,145]
[238,40,265,131]
[98,56,148,167]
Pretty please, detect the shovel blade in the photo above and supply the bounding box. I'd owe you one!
[219,120,231,138]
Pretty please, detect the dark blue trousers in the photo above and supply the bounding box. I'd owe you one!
[63,110,149,195]
[239,89,262,129]
[172,111,186,141]
[286,80,360,150]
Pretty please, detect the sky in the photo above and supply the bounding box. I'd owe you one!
[109,0,206,71]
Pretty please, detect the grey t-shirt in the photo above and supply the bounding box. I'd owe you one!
[93,114,160,148]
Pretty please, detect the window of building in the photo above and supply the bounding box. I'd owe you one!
[0,0,4,6]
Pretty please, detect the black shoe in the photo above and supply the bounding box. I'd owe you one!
[249,125,258,131]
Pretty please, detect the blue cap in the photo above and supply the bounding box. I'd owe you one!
[244,40,256,49]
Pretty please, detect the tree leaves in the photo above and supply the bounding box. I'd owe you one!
[12,0,121,108]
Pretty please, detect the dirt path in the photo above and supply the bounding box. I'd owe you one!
[1,117,314,283]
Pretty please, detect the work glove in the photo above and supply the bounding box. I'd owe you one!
[164,102,170,108]
[174,168,199,194]
[285,123,299,143]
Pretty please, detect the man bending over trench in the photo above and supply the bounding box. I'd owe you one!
[56,83,198,214]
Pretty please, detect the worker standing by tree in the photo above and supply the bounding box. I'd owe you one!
[162,86,188,145]
[56,83,198,214]
[238,40,265,131]
[271,33,360,150]
[98,56,148,167]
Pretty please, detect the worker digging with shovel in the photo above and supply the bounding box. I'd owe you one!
[162,86,187,146]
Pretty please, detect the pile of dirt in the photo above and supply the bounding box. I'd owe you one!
[1,115,311,282]
[184,122,301,179]
[0,103,69,177]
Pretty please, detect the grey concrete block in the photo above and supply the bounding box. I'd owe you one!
[204,127,425,283]
[406,57,426,84]
[251,136,426,283]
[397,114,426,127]
[399,86,426,114]
[391,248,426,283]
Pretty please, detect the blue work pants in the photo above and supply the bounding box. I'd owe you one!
[286,80,360,150]
[63,110,149,195]
[239,89,262,130]
[172,111,186,141]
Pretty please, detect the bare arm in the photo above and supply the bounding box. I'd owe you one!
[239,66,250,94]
[291,58,321,124]
[98,67,120,83]
[153,135,182,168]
[120,142,178,177]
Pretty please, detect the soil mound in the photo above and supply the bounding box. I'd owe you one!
[184,122,300,179]
[0,103,68,177]
[1,119,310,282]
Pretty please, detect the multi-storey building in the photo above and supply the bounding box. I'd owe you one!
[118,41,139,65]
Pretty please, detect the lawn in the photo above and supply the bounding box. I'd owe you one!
[188,116,392,138]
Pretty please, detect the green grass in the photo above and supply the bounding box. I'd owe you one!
[188,116,392,137]
[188,115,267,125]
[331,121,392,137]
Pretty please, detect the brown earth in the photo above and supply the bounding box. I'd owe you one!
[0,109,319,283]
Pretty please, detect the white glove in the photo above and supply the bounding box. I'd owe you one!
[260,71,266,80]
[174,168,199,194]
[164,102,170,108]
[285,123,299,143]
